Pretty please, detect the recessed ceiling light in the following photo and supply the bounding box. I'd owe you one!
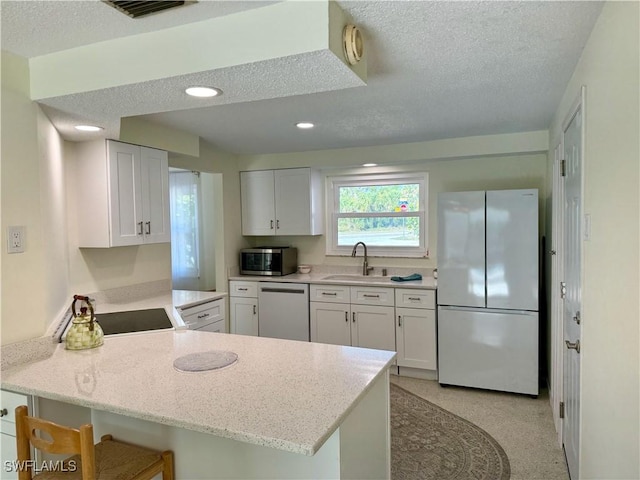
[74,125,103,132]
[296,122,315,129]
[362,163,378,167]
[185,86,222,98]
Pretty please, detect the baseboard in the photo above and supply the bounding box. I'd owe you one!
[398,367,437,380]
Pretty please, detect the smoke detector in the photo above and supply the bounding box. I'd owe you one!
[103,1,196,19]
[343,24,364,65]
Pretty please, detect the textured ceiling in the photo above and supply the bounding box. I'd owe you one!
[1,0,604,155]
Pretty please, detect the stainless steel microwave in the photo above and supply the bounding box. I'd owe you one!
[240,247,298,276]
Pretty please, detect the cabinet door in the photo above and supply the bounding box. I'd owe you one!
[240,170,276,236]
[1,432,18,479]
[396,307,437,370]
[351,305,396,352]
[230,297,258,336]
[274,168,312,235]
[310,302,351,346]
[140,147,170,244]
[108,141,143,246]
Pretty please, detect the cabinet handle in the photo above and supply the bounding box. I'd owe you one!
[238,288,248,291]
[145,221,151,234]
[363,294,380,298]
[345,311,348,322]
[352,312,356,323]
[398,315,402,327]
[0,408,7,417]
[270,220,274,230]
[276,219,280,229]
[408,297,421,301]
[253,305,257,315]
[197,313,210,319]
[322,292,337,296]
[137,222,143,235]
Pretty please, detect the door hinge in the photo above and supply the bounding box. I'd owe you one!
[559,401,565,419]
[560,159,567,177]
[560,281,567,299]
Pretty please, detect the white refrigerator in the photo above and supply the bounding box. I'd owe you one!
[437,189,539,396]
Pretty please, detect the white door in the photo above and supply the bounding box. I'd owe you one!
[437,191,486,308]
[141,147,170,244]
[240,170,276,235]
[310,302,351,346]
[562,95,583,480]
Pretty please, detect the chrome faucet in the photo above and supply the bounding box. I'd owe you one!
[351,241,374,276]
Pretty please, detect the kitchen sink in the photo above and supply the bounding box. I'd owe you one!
[320,274,393,283]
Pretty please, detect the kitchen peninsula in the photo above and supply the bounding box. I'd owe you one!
[1,329,395,479]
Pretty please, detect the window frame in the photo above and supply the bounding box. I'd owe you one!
[326,172,429,258]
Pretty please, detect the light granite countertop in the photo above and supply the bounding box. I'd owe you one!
[229,270,437,290]
[1,330,395,456]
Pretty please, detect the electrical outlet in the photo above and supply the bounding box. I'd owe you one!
[7,226,25,254]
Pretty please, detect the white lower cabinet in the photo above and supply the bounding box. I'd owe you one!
[310,302,351,345]
[395,289,437,371]
[229,281,259,336]
[310,285,396,352]
[1,390,32,479]
[178,298,226,333]
[351,304,396,351]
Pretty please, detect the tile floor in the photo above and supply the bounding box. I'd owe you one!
[390,376,570,480]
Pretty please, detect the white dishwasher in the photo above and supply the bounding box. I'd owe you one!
[258,282,309,341]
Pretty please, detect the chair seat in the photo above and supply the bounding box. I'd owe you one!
[34,438,164,480]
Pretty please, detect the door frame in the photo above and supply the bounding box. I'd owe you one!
[550,85,588,476]
[549,141,565,445]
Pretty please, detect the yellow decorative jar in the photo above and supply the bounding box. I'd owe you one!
[65,295,104,350]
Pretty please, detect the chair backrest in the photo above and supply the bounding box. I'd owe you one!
[15,405,96,480]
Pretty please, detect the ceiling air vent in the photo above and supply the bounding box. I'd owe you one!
[103,1,195,19]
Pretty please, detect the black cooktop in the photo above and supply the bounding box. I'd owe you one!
[95,308,173,335]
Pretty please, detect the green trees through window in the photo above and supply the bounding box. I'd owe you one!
[337,183,420,247]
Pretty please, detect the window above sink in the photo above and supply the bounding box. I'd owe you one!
[326,172,429,258]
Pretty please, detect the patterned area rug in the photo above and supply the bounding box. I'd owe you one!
[391,383,511,480]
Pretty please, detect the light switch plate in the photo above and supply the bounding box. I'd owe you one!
[7,226,25,253]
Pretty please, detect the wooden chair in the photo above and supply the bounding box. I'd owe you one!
[15,405,174,480]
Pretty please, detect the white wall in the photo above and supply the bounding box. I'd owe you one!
[1,51,70,344]
[238,142,548,270]
[548,2,639,478]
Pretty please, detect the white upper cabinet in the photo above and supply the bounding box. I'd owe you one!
[75,140,170,247]
[240,168,323,236]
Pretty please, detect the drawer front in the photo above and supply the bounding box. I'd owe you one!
[230,281,258,297]
[395,289,435,309]
[1,390,29,436]
[350,286,395,306]
[179,299,225,327]
[310,284,351,303]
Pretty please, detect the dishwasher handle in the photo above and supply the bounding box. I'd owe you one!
[260,287,306,294]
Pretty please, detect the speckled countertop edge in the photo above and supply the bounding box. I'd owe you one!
[1,331,396,456]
